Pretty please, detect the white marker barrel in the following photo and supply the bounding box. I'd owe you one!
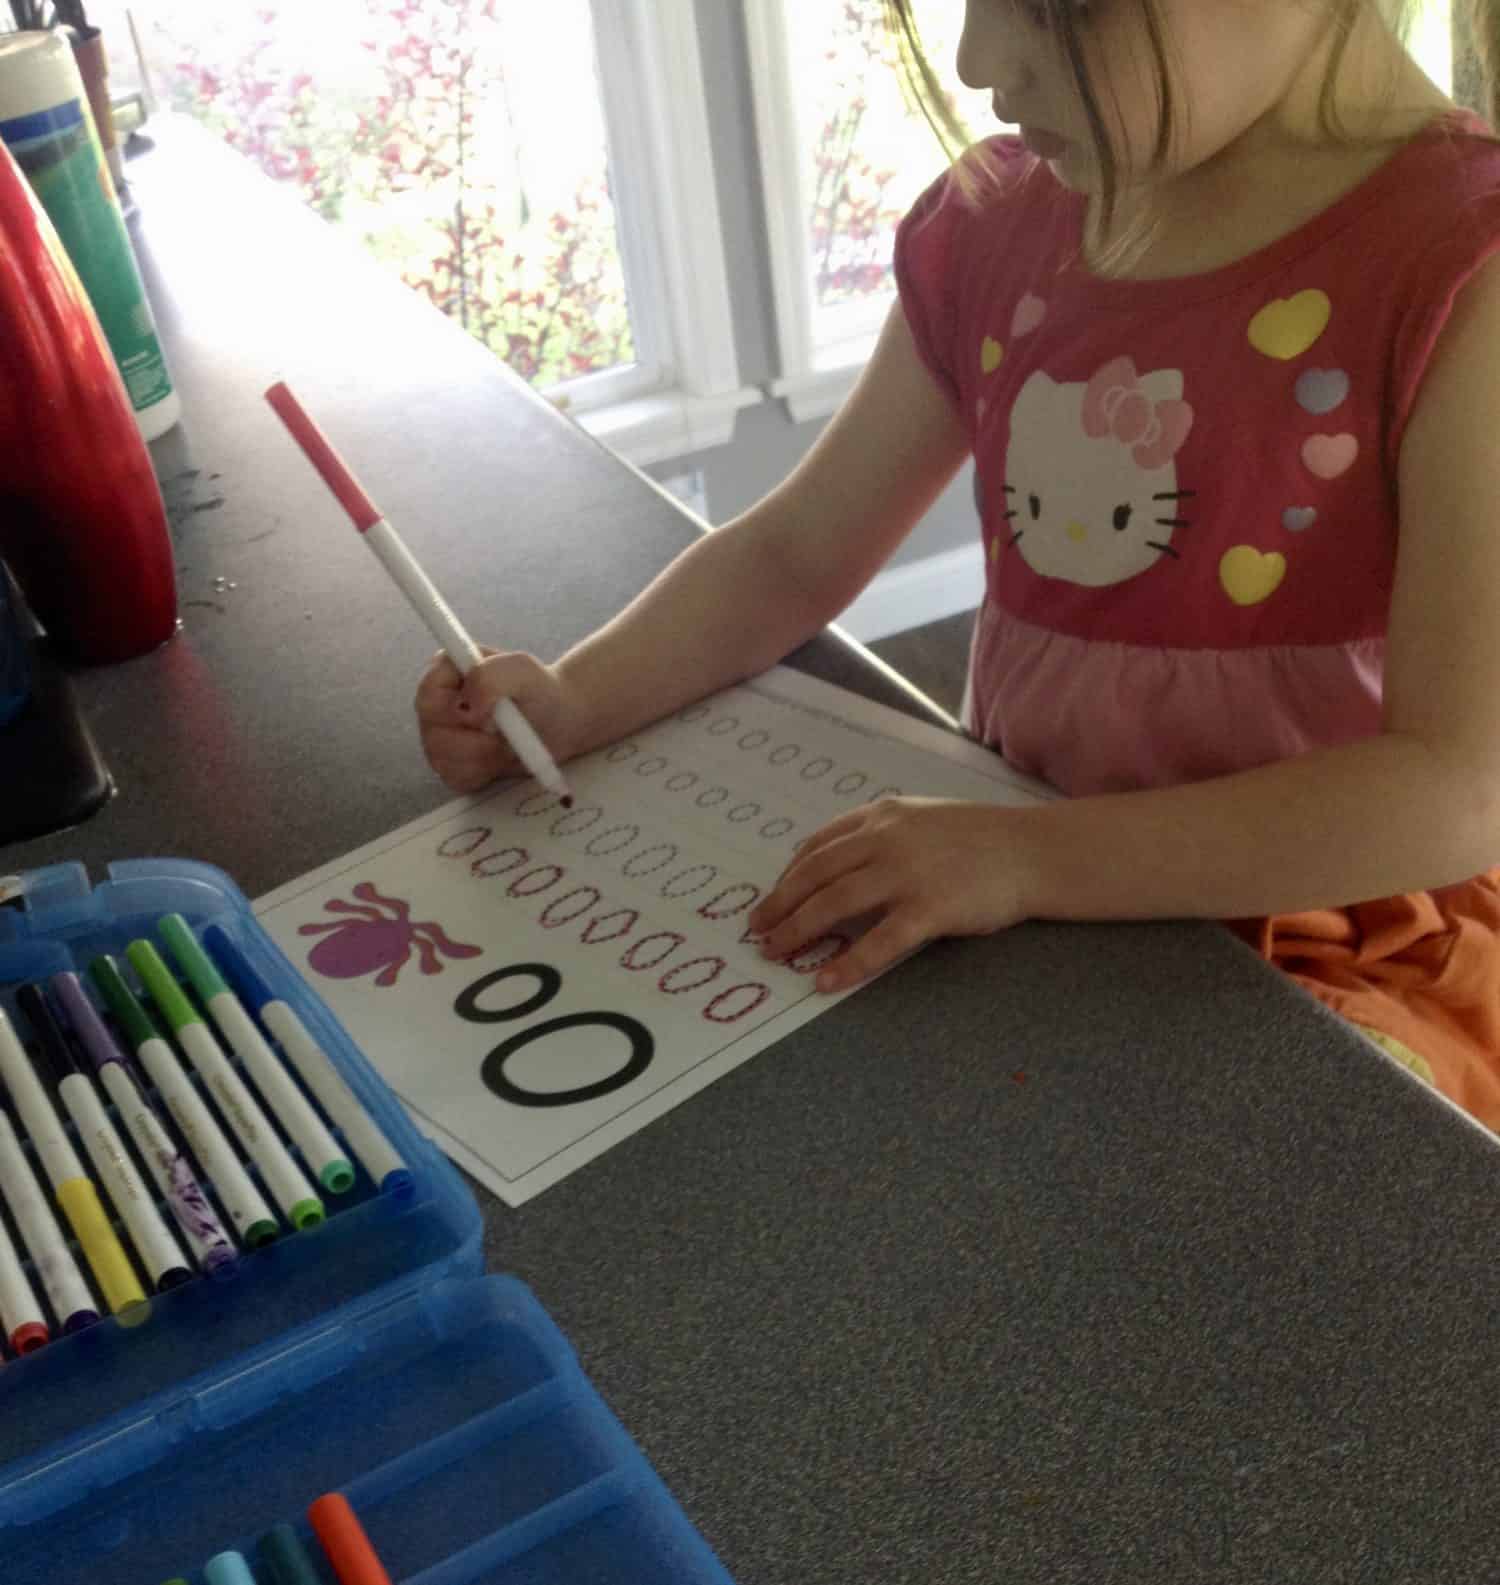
[0,1190,48,1349]
[0,1010,84,1190]
[0,1110,96,1329]
[60,1073,190,1291]
[204,993,351,1195]
[97,1063,236,1275]
[260,1001,410,1193]
[133,1034,278,1248]
[174,1020,323,1230]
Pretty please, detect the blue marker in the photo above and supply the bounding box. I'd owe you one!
[202,927,413,1196]
[204,1550,257,1585]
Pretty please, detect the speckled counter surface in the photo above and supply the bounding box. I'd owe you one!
[7,122,1500,1583]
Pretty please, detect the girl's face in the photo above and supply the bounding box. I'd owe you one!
[955,0,1350,195]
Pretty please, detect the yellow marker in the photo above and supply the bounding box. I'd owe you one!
[0,1002,149,1325]
[56,1179,148,1324]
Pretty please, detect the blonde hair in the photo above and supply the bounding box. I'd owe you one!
[884,0,1500,277]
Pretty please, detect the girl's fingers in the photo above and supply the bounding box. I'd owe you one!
[750,833,866,932]
[814,912,926,993]
[415,651,468,724]
[423,726,517,789]
[786,809,865,865]
[758,870,882,961]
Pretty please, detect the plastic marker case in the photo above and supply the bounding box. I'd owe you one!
[0,859,733,1585]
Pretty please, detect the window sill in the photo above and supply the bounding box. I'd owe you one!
[572,384,765,468]
[766,334,876,424]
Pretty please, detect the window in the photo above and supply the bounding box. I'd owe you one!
[751,0,1457,425]
[90,0,758,465]
[748,0,987,423]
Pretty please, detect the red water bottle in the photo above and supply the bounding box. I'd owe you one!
[0,137,176,664]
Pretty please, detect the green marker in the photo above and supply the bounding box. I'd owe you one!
[125,940,324,1232]
[89,955,277,1251]
[158,915,354,1195]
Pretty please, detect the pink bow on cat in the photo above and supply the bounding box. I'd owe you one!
[1082,356,1193,469]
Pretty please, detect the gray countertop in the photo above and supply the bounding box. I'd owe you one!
[6,120,1500,1583]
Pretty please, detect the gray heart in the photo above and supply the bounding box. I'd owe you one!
[1295,368,1349,415]
[1283,506,1318,533]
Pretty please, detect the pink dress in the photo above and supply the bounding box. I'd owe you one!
[893,110,1500,1127]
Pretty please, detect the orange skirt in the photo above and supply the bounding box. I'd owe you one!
[1229,868,1500,1135]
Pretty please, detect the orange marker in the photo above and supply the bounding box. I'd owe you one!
[308,1493,392,1585]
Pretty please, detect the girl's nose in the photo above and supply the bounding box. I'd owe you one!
[956,23,1035,97]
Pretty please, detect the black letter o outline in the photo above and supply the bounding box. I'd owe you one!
[482,1013,654,1108]
[455,964,562,1024]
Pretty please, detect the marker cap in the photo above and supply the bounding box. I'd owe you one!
[9,1320,47,1354]
[50,971,128,1071]
[259,1521,325,1585]
[158,914,229,1005]
[88,955,162,1051]
[201,925,276,1015]
[290,1198,324,1232]
[125,940,199,1033]
[245,1219,280,1250]
[204,1551,257,1585]
[12,983,78,1089]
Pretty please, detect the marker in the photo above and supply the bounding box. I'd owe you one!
[51,972,238,1281]
[259,1522,325,1585]
[0,1182,48,1354]
[159,916,355,1195]
[0,1005,148,1325]
[309,1493,393,1585]
[0,1100,97,1334]
[124,941,324,1231]
[204,1551,257,1585]
[89,956,279,1250]
[265,380,574,807]
[15,985,192,1296]
[203,926,413,1196]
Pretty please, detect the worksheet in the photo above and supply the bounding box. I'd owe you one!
[255,667,1057,1204]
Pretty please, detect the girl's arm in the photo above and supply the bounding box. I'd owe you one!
[554,303,971,755]
[1022,735,1499,924]
[752,258,1500,987]
[418,303,968,790]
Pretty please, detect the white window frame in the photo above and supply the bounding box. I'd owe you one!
[744,0,896,426]
[565,0,762,466]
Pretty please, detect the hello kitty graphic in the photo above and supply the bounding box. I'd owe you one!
[998,357,1196,588]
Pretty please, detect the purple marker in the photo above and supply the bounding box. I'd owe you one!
[50,973,239,1281]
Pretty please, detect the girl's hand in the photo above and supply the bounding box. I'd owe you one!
[414,647,587,793]
[747,797,1040,993]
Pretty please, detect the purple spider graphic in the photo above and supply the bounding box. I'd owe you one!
[298,881,482,987]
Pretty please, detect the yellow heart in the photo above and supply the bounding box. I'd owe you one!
[981,337,1004,375]
[1247,290,1331,361]
[1220,546,1287,607]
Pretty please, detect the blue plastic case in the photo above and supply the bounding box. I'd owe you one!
[0,859,733,1585]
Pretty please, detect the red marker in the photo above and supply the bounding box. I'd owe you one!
[265,381,574,808]
[0,1179,49,1355]
[308,1493,392,1585]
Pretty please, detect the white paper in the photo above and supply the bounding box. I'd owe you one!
[254,667,1056,1204]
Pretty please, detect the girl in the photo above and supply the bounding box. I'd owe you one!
[417,1,1500,1131]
